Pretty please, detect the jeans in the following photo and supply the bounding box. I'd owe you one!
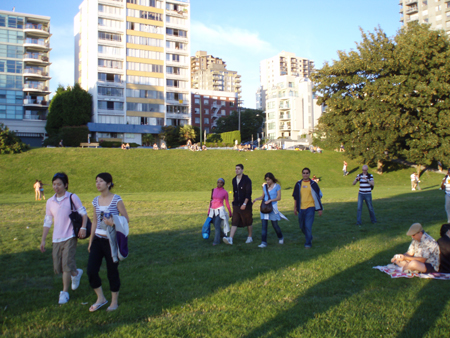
[357,193,377,225]
[261,219,283,245]
[445,194,450,222]
[212,215,225,245]
[298,207,315,247]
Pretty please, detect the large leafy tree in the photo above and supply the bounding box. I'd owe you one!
[215,108,264,141]
[179,125,196,143]
[46,83,92,137]
[313,23,450,172]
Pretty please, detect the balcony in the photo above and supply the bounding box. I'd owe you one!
[279,124,291,131]
[279,114,291,120]
[24,38,50,51]
[98,0,124,7]
[24,23,50,37]
[406,6,418,14]
[405,0,418,4]
[23,83,50,93]
[23,68,50,79]
[406,16,419,22]
[23,110,47,120]
[23,53,50,65]
[166,9,189,18]
[23,98,49,107]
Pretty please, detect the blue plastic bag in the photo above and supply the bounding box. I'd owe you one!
[202,217,212,239]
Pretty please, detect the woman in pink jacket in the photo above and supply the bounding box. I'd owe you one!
[208,178,232,245]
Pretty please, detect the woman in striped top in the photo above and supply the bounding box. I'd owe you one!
[87,172,129,312]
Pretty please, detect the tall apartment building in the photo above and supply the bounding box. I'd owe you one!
[191,51,242,106]
[75,0,190,145]
[259,51,321,142]
[0,10,51,147]
[399,0,450,34]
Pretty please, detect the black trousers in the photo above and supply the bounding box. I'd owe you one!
[87,236,120,292]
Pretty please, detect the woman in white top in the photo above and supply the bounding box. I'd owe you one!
[87,173,129,312]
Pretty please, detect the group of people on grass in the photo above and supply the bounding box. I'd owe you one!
[33,180,46,201]
[40,172,129,311]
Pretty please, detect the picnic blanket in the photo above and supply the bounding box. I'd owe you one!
[373,265,450,280]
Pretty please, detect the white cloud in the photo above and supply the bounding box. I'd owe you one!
[191,21,275,55]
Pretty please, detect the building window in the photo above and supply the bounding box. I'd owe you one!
[204,109,209,115]
[98,100,124,111]
[195,108,200,114]
[195,117,200,123]
[221,109,226,115]
[204,99,209,105]
[204,118,209,124]
[195,98,200,104]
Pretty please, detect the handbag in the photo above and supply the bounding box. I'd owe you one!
[260,184,273,214]
[69,194,92,239]
[202,189,214,239]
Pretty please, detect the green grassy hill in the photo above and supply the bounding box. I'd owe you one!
[0,148,442,195]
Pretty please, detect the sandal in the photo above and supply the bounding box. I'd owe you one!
[89,300,108,312]
[106,305,119,312]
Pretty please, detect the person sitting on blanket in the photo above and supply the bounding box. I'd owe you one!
[391,223,440,273]
[438,223,450,273]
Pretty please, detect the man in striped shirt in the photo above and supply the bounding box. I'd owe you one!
[353,165,376,225]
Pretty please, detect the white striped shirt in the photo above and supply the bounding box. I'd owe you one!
[92,194,122,234]
[357,173,373,194]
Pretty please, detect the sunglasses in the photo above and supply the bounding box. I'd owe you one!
[53,173,65,179]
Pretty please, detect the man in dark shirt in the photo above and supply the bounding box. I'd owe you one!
[438,223,450,273]
[223,164,253,245]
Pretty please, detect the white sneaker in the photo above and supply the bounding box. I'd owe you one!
[223,237,233,245]
[71,269,83,290]
[58,291,69,304]
[245,237,253,244]
[279,239,284,244]
[258,243,267,248]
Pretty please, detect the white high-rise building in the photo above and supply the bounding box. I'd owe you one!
[75,0,190,145]
[0,10,51,147]
[399,0,450,35]
[259,51,322,142]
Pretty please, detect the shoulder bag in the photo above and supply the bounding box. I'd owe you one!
[69,194,92,239]
[260,184,273,214]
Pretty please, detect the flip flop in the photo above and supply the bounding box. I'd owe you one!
[106,305,118,312]
[89,300,108,312]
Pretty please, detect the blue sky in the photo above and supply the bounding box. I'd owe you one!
[1,0,401,108]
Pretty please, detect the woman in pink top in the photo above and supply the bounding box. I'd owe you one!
[208,178,232,245]
[40,172,88,305]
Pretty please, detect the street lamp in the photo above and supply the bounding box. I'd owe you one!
[194,91,202,146]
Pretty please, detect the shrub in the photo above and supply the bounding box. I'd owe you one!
[60,126,90,147]
[0,123,29,154]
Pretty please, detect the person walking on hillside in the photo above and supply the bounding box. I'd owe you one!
[292,168,323,248]
[208,178,232,246]
[410,172,418,191]
[441,169,450,223]
[87,173,129,312]
[40,172,87,304]
[34,179,41,200]
[353,165,376,225]
[223,164,253,245]
[39,180,47,200]
[252,173,287,248]
[343,161,349,176]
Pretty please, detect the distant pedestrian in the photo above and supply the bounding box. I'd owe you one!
[39,180,46,200]
[223,164,253,245]
[441,169,450,223]
[34,179,41,200]
[208,178,232,246]
[438,161,443,172]
[153,143,158,150]
[252,173,287,248]
[40,172,87,305]
[411,172,417,191]
[343,161,349,176]
[59,139,64,147]
[353,165,376,225]
[292,168,323,248]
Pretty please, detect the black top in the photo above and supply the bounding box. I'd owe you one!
[232,174,252,207]
[438,235,450,273]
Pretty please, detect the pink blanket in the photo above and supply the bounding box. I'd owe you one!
[373,265,450,280]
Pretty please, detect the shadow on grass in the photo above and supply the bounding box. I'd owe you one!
[348,166,360,175]
[0,189,449,337]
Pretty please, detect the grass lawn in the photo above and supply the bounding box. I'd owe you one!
[1,148,450,337]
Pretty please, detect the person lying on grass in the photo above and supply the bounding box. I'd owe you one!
[391,223,440,273]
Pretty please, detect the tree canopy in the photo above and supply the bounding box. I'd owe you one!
[312,23,450,170]
[214,109,264,141]
[46,83,92,137]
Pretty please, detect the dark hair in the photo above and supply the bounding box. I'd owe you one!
[236,164,244,170]
[264,172,279,184]
[52,172,69,189]
[96,172,114,190]
[302,167,311,174]
[441,224,450,237]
